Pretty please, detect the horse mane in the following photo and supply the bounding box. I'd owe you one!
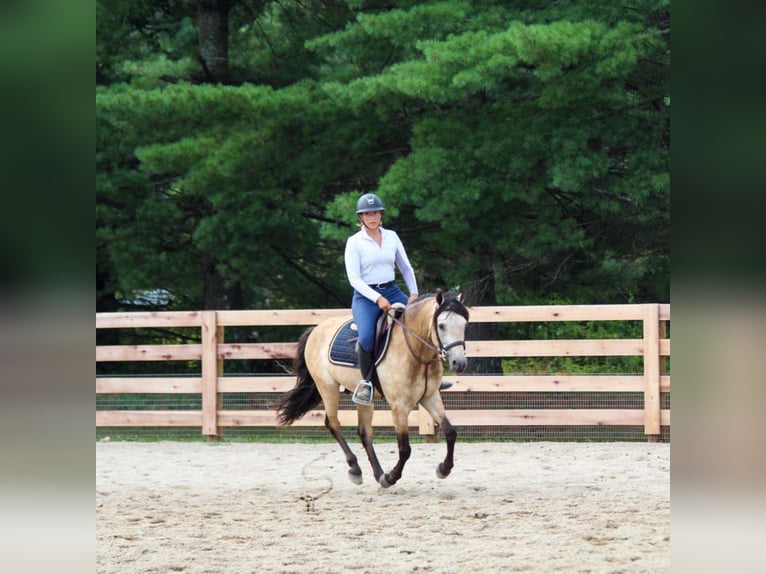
[437,292,470,321]
[412,290,470,322]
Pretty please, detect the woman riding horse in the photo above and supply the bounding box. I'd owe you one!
[275,289,470,487]
[344,192,449,404]
[344,193,419,404]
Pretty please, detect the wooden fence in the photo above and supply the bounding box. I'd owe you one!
[96,303,670,440]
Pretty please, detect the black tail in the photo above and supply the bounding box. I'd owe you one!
[275,327,322,426]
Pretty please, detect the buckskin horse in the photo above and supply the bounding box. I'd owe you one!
[275,290,469,488]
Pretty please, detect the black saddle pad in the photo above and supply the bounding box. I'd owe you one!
[328,320,359,367]
[328,313,399,368]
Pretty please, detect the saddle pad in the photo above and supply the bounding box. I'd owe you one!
[328,316,396,368]
[328,320,359,367]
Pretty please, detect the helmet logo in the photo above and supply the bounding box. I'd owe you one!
[356,192,384,214]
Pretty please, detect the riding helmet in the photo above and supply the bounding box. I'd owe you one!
[355,193,385,214]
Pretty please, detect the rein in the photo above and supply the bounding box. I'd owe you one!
[386,302,467,365]
[388,312,440,365]
[384,295,468,404]
[393,298,466,404]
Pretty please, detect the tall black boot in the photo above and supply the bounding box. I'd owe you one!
[352,348,375,405]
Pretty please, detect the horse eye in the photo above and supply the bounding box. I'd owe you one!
[438,323,445,330]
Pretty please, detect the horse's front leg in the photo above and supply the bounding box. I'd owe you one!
[379,408,412,488]
[419,392,457,479]
[356,404,385,483]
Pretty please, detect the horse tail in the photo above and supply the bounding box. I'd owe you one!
[275,326,322,426]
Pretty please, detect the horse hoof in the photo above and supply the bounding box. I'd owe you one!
[436,463,451,479]
[378,474,392,488]
[348,471,363,486]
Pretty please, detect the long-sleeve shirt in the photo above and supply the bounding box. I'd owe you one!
[344,226,418,303]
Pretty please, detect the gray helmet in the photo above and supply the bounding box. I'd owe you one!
[355,193,385,214]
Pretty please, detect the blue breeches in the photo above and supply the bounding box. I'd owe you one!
[351,284,409,352]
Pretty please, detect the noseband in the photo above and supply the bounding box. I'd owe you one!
[439,338,467,354]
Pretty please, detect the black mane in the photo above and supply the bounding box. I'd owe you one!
[438,294,469,321]
[416,290,470,322]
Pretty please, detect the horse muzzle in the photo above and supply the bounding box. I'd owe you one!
[450,356,467,373]
[441,340,467,373]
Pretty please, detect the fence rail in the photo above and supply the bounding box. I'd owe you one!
[96,303,670,440]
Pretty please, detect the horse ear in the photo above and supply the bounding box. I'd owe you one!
[435,288,444,305]
[457,292,464,303]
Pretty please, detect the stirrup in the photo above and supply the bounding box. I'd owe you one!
[351,379,374,405]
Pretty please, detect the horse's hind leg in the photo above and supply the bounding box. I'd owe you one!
[379,408,412,488]
[320,384,364,483]
[419,392,457,479]
[356,405,385,484]
[324,414,364,485]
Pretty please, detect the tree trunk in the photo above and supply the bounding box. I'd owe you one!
[463,261,503,375]
[202,256,227,310]
[197,0,232,83]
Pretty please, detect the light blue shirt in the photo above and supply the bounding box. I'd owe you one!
[344,226,419,303]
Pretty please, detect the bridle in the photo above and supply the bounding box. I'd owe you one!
[387,300,467,365]
[385,295,468,403]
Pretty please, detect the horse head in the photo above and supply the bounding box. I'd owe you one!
[434,289,469,373]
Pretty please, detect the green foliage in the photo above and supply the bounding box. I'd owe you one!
[97,0,669,320]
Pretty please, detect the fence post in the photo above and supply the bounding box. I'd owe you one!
[659,319,668,378]
[201,311,219,438]
[642,304,661,441]
[215,324,225,440]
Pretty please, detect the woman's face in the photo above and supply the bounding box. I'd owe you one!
[360,210,382,228]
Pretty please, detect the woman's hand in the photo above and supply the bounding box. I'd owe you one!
[376,296,392,312]
[407,293,419,305]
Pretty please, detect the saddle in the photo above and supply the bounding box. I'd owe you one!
[328,304,406,369]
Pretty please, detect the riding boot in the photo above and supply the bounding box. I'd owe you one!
[352,348,375,405]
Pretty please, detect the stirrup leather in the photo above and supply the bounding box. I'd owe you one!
[351,379,374,405]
